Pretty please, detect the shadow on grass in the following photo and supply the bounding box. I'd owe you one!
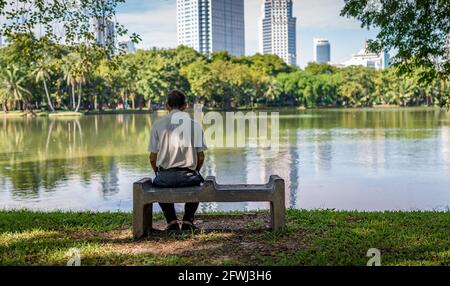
[0,210,449,265]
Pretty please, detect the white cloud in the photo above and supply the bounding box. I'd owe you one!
[116,4,177,49]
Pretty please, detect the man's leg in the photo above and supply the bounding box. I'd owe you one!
[159,203,178,224]
[183,203,199,223]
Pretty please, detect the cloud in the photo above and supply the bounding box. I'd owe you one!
[116,4,177,49]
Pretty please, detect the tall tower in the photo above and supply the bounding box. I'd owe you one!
[176,0,245,56]
[92,18,116,49]
[313,38,331,64]
[260,0,297,65]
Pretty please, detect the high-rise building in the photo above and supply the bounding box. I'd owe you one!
[176,0,245,56]
[260,0,297,65]
[313,38,331,64]
[92,18,115,48]
[0,33,5,48]
[342,41,390,70]
[118,41,136,53]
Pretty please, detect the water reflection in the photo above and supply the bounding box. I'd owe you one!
[1,108,450,211]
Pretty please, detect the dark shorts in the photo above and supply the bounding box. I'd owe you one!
[153,168,205,188]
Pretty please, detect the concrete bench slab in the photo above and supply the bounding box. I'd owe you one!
[133,175,286,239]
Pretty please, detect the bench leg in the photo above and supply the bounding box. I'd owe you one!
[270,199,285,230]
[133,203,153,239]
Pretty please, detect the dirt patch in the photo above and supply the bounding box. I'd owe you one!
[63,213,310,265]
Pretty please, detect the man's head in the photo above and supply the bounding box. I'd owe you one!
[166,90,187,111]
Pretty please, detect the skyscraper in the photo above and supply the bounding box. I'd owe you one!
[92,17,115,48]
[0,32,5,48]
[313,38,331,64]
[260,0,297,65]
[176,0,245,56]
[118,41,136,53]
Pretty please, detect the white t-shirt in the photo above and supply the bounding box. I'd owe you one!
[148,110,207,170]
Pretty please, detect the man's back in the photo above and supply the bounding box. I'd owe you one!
[149,109,207,171]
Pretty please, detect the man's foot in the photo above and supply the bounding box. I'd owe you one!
[165,222,180,232]
[181,221,199,231]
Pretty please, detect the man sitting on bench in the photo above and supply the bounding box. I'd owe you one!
[148,90,207,232]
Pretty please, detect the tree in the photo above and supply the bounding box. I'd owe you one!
[136,55,182,110]
[181,60,217,105]
[304,62,338,75]
[0,83,9,112]
[62,53,79,110]
[1,66,34,115]
[33,59,56,112]
[247,54,292,76]
[0,0,139,59]
[339,66,377,107]
[341,0,450,108]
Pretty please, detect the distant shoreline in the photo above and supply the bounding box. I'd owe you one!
[1,105,446,118]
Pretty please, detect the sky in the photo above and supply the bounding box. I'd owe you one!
[116,0,380,68]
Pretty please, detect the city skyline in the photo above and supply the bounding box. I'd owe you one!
[116,0,379,68]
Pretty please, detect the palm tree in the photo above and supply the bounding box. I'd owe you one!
[63,53,89,112]
[0,71,9,112]
[0,86,9,113]
[33,60,56,112]
[62,54,79,110]
[1,66,35,116]
[74,66,87,112]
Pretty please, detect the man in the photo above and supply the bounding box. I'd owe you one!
[148,90,207,231]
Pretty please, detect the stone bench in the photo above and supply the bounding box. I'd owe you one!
[133,175,286,239]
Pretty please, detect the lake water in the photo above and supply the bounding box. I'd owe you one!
[1,108,450,212]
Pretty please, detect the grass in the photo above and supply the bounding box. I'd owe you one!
[0,210,448,266]
[47,111,83,117]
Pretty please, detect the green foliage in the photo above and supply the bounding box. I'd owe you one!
[1,40,449,112]
[276,64,449,108]
[341,0,450,108]
[0,0,139,57]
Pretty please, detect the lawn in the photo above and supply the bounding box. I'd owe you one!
[0,210,448,266]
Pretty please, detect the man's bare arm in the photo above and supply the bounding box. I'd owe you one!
[196,152,205,172]
[149,153,158,173]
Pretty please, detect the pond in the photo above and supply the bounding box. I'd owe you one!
[1,108,450,212]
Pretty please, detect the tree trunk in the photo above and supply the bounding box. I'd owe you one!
[43,80,55,112]
[223,97,231,111]
[131,93,135,109]
[148,98,152,111]
[16,100,22,111]
[2,102,7,113]
[71,84,76,110]
[23,99,36,117]
[75,83,82,112]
